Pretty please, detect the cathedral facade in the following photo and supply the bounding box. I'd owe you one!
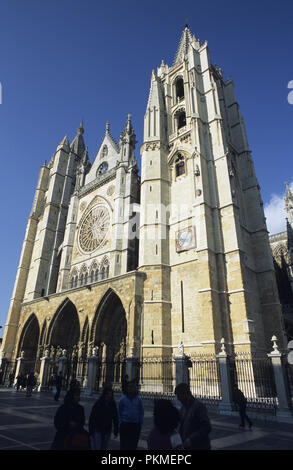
[269,184,293,341]
[1,26,286,378]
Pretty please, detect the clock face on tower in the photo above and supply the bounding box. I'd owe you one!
[78,204,110,253]
[176,226,196,252]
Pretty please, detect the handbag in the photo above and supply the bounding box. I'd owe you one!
[63,428,91,450]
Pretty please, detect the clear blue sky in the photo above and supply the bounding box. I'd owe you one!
[0,0,292,333]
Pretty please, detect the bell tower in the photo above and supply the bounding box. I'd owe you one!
[139,25,286,357]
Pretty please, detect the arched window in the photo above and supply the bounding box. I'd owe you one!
[80,274,84,286]
[175,77,184,101]
[90,270,94,283]
[84,272,88,285]
[95,269,99,282]
[102,145,108,158]
[101,258,109,280]
[175,154,185,177]
[177,110,186,130]
[97,162,108,176]
[70,271,78,289]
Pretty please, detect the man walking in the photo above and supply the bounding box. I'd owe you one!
[233,385,253,429]
[118,381,144,450]
[54,372,63,402]
[175,382,212,450]
[26,372,35,397]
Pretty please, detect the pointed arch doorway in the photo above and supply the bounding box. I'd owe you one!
[17,314,40,375]
[46,299,81,386]
[91,289,127,389]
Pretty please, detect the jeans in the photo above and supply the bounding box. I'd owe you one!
[91,430,111,450]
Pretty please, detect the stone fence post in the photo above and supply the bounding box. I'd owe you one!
[267,335,293,423]
[14,351,26,386]
[174,341,189,387]
[58,350,67,381]
[38,350,51,391]
[216,338,234,413]
[126,347,138,383]
[86,347,99,395]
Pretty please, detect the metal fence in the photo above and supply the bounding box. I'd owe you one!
[0,360,17,386]
[284,358,293,404]
[138,357,175,398]
[230,353,277,412]
[93,359,126,393]
[189,354,221,407]
[1,351,287,415]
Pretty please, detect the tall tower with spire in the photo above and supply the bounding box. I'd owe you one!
[139,25,286,356]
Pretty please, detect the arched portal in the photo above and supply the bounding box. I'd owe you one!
[46,299,81,387]
[48,299,80,353]
[17,314,40,373]
[91,289,127,388]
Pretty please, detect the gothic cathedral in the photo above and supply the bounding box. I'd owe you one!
[1,26,286,379]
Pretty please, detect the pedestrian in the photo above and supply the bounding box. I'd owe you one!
[175,382,212,450]
[147,399,183,450]
[89,386,119,450]
[121,374,129,395]
[118,380,144,450]
[69,375,80,391]
[51,387,90,450]
[48,374,55,391]
[16,373,23,391]
[232,385,253,429]
[8,372,14,388]
[26,372,35,397]
[21,373,27,391]
[54,371,63,401]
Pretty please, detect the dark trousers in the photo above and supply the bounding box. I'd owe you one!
[239,404,252,427]
[120,422,141,450]
[54,386,61,401]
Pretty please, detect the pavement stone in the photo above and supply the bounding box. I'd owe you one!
[0,387,292,452]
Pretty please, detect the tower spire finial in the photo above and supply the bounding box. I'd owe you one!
[78,121,84,135]
[106,121,110,133]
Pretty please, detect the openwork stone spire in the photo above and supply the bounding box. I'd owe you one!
[173,25,196,65]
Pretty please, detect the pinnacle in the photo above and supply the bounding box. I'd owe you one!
[173,25,196,66]
[285,182,293,201]
[78,121,84,135]
[70,123,86,157]
[57,134,70,151]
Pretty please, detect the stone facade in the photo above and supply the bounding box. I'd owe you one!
[1,27,286,374]
[269,184,293,341]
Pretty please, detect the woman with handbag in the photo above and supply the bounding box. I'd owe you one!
[51,387,90,450]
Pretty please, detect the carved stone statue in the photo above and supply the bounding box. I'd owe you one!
[178,341,184,356]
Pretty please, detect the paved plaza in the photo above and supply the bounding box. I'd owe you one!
[0,387,292,451]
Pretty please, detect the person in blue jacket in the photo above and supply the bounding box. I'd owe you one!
[118,380,144,450]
